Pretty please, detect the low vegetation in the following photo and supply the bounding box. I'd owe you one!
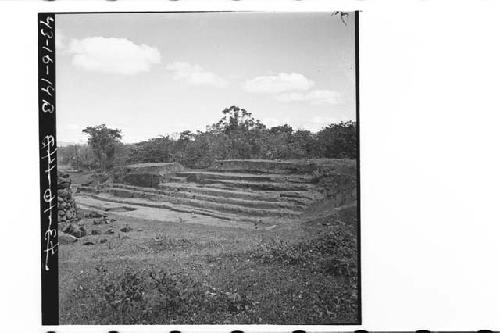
[60,204,358,324]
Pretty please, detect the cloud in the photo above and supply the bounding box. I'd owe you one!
[67,37,161,75]
[275,90,342,105]
[165,62,226,87]
[243,73,341,105]
[243,73,315,94]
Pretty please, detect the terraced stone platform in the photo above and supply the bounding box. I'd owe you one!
[75,159,356,225]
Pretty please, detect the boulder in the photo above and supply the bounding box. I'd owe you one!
[120,225,132,233]
[86,211,104,218]
[59,233,78,245]
[105,228,115,235]
[63,224,87,238]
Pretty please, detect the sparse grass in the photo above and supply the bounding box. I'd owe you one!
[59,202,359,324]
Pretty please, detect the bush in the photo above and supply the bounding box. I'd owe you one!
[58,144,98,171]
[312,169,357,204]
[316,121,357,159]
[249,231,357,277]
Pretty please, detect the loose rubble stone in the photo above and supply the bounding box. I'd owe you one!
[63,224,87,238]
[86,211,104,218]
[59,233,78,245]
[105,229,115,234]
[57,171,78,223]
[120,225,132,233]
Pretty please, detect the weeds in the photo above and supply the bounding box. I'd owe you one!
[65,264,256,324]
[61,211,359,324]
[246,225,358,278]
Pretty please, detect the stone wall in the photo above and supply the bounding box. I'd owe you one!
[122,172,162,188]
[210,159,357,176]
[58,172,78,223]
[125,162,185,175]
[114,162,185,188]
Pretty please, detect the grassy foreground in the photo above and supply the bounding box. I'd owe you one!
[59,200,359,324]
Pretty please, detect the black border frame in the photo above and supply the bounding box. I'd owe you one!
[355,10,361,325]
[39,10,361,326]
[38,12,59,326]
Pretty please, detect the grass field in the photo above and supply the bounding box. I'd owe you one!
[59,197,359,325]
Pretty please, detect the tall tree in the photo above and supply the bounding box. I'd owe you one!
[212,106,265,133]
[82,124,122,170]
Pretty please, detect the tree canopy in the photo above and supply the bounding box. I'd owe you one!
[82,124,123,170]
[60,107,357,171]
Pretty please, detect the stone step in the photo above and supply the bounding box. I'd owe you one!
[75,185,95,194]
[116,183,309,201]
[156,183,319,204]
[195,178,314,191]
[112,183,314,203]
[119,183,274,201]
[109,189,303,217]
[174,171,312,184]
[209,159,317,174]
[169,176,188,183]
[75,195,260,228]
[103,186,304,210]
[79,193,251,222]
[78,181,319,206]
[210,159,357,176]
[84,192,301,219]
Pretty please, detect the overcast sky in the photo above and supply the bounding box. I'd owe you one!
[56,12,355,144]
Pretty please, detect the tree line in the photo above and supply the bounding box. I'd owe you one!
[58,106,357,171]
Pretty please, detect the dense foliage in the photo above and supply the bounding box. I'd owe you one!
[58,106,357,170]
[82,124,123,170]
